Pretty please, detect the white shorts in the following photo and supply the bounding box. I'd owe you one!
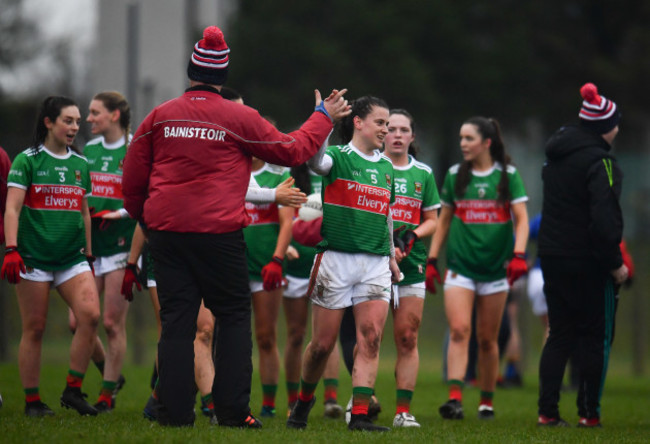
[249,280,264,293]
[284,275,309,299]
[527,267,547,316]
[444,269,509,296]
[392,282,426,300]
[21,261,92,287]
[94,252,128,277]
[309,250,391,309]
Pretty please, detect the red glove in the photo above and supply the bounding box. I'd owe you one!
[425,258,442,294]
[121,262,141,301]
[86,255,96,277]
[261,256,284,291]
[401,230,418,256]
[90,209,113,231]
[506,252,528,286]
[1,246,26,284]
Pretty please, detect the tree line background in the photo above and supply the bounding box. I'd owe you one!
[0,0,649,372]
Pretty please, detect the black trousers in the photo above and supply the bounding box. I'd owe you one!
[538,256,616,419]
[148,230,253,426]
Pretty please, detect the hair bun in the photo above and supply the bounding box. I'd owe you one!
[580,83,601,105]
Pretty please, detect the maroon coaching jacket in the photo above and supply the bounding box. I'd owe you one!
[123,85,332,233]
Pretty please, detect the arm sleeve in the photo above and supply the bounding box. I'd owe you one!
[586,157,623,270]
[241,110,333,167]
[307,133,333,175]
[245,175,276,204]
[122,112,154,222]
[292,217,323,247]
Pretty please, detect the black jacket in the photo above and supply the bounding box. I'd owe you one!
[538,124,623,271]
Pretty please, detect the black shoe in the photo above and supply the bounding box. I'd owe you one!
[114,375,126,394]
[367,395,382,421]
[60,386,98,416]
[218,413,263,429]
[439,399,464,420]
[25,400,55,417]
[477,404,494,420]
[348,414,390,432]
[94,399,113,413]
[143,395,161,421]
[286,397,316,429]
[537,415,570,427]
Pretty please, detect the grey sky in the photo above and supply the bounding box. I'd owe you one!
[0,0,97,96]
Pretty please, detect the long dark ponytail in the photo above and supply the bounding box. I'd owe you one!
[454,116,511,203]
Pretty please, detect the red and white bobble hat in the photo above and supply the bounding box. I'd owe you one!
[578,83,620,134]
[187,26,230,85]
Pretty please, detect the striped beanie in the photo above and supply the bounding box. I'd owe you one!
[579,83,620,134]
[187,26,230,85]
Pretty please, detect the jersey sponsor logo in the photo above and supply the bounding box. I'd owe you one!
[244,202,279,225]
[454,200,510,224]
[163,126,226,142]
[25,184,85,211]
[390,195,422,224]
[325,179,391,215]
[90,172,123,199]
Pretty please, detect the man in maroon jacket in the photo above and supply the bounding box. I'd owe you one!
[122,26,349,428]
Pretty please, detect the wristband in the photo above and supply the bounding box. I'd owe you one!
[427,257,438,267]
[272,255,284,265]
[5,246,18,253]
[314,101,332,121]
[513,252,526,259]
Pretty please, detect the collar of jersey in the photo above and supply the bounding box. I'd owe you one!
[40,144,73,159]
[472,161,501,177]
[391,154,414,171]
[348,143,381,162]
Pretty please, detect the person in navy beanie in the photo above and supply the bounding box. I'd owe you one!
[536,83,627,427]
[122,25,350,428]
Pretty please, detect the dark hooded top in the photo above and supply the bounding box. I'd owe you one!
[538,124,623,271]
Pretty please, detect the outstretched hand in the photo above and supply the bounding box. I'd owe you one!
[274,177,307,208]
[315,88,351,122]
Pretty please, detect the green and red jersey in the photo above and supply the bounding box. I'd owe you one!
[243,164,291,280]
[7,146,91,270]
[84,136,136,256]
[391,156,441,285]
[441,162,528,281]
[319,144,395,256]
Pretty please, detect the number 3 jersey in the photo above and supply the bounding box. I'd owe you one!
[319,144,395,256]
[441,162,528,281]
[7,146,91,270]
[391,156,441,285]
[84,137,136,256]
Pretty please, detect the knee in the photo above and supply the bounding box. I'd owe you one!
[308,340,334,364]
[359,323,382,359]
[449,323,470,343]
[477,337,496,353]
[396,329,418,354]
[255,329,276,353]
[24,320,47,343]
[195,324,213,347]
[286,325,306,349]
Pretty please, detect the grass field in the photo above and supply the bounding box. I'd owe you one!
[1,278,649,443]
[1,357,649,443]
